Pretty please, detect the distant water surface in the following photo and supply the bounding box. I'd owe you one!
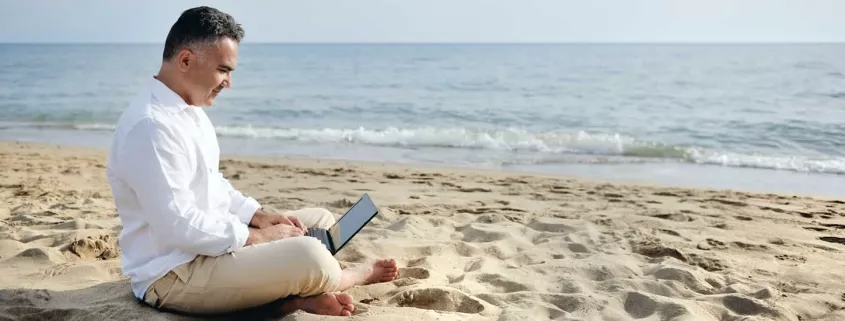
[1,44,843,196]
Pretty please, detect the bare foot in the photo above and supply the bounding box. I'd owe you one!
[337,259,398,291]
[294,292,355,316]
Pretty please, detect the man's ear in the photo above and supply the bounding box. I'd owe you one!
[176,48,194,72]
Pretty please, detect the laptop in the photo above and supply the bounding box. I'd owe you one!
[306,193,379,255]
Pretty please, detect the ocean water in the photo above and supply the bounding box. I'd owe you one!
[1,44,844,196]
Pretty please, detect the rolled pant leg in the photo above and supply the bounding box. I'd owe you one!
[144,235,342,315]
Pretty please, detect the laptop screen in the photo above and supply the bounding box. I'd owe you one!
[330,194,378,248]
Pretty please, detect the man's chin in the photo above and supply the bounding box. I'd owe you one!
[195,98,215,107]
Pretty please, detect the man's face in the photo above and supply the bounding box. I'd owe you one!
[181,37,238,106]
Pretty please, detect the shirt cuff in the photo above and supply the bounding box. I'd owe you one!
[230,220,250,252]
[234,197,261,225]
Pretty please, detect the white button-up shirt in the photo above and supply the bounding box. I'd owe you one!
[106,77,261,299]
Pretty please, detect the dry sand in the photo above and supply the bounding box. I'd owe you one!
[1,140,845,320]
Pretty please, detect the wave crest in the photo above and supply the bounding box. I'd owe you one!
[51,123,845,175]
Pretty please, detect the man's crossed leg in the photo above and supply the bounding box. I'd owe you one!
[142,208,398,316]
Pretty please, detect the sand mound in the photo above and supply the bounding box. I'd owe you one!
[65,235,120,261]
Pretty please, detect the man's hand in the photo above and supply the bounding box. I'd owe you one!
[246,224,305,246]
[249,209,305,234]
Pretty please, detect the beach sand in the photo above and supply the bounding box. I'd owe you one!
[1,140,844,320]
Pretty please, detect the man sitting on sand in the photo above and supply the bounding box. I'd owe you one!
[105,6,397,317]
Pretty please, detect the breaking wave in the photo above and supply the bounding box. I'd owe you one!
[15,122,845,175]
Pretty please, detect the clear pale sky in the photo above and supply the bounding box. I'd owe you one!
[1,0,843,43]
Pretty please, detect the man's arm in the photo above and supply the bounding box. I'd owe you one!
[216,175,303,231]
[119,118,249,256]
[216,173,261,225]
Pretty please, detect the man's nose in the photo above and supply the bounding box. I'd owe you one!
[223,74,232,88]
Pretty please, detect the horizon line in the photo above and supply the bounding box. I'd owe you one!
[1,41,844,45]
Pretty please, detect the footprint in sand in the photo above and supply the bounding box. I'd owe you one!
[458,224,510,243]
[775,254,806,263]
[819,236,845,245]
[454,242,482,258]
[60,167,81,175]
[526,217,578,234]
[730,241,769,251]
[464,258,485,272]
[474,213,525,224]
[632,242,686,262]
[398,267,431,280]
[820,223,845,229]
[803,226,828,232]
[720,294,784,317]
[658,229,682,237]
[477,292,597,316]
[697,238,727,251]
[475,273,532,293]
[686,253,728,272]
[387,287,486,314]
[457,208,488,215]
[651,213,695,222]
[796,211,818,219]
[624,292,659,319]
[757,206,786,213]
[646,265,720,294]
[624,291,785,320]
[457,187,492,193]
[567,243,590,253]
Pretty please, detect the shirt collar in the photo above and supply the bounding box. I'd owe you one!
[149,76,192,112]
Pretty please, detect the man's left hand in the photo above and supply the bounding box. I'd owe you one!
[249,210,305,234]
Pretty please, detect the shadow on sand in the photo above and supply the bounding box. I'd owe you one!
[0,280,295,321]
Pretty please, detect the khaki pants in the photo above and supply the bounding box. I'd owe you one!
[142,208,342,315]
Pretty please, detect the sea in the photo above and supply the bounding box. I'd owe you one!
[1,43,843,197]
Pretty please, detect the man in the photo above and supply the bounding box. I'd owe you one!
[106,6,397,317]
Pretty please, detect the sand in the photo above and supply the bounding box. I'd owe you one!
[1,140,845,321]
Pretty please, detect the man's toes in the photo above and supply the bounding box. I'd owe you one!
[376,259,397,268]
[336,293,355,305]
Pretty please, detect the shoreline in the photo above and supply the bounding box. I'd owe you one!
[2,137,842,201]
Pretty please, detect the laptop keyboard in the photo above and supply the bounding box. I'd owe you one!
[307,228,331,251]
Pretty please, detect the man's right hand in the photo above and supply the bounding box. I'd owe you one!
[246,224,305,246]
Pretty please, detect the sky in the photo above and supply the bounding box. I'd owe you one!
[1,0,843,43]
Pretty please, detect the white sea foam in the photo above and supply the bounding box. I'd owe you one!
[63,123,845,175]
